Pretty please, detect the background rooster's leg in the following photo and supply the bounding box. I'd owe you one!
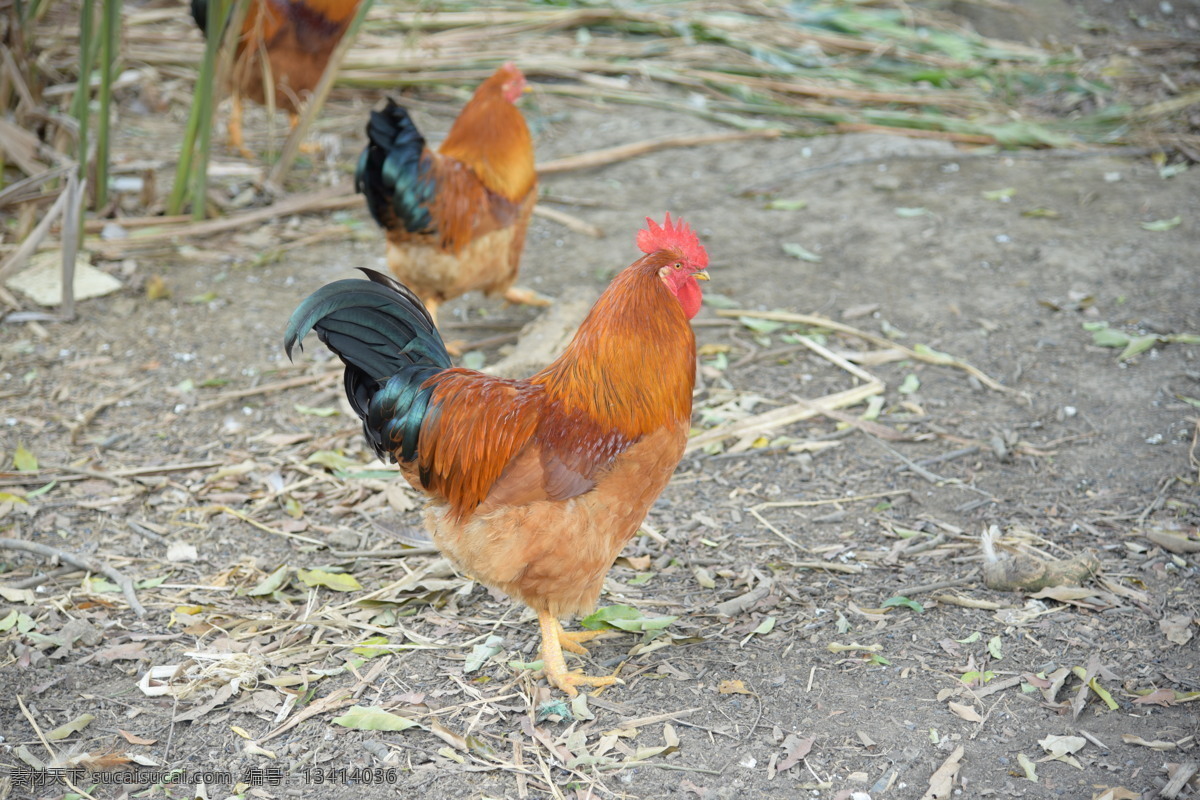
[537,611,620,696]
[423,297,465,356]
[228,94,255,159]
[288,112,320,154]
[555,620,608,655]
[503,286,553,308]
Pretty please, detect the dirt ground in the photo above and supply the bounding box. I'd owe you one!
[2,1,1199,799]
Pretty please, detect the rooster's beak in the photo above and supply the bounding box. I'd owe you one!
[692,271,710,281]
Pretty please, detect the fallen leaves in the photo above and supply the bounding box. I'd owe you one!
[331,705,421,732]
[920,745,964,800]
[1121,734,1176,750]
[1038,734,1086,768]
[1158,614,1194,646]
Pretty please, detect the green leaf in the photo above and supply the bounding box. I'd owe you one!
[296,568,362,593]
[351,635,392,659]
[460,351,486,371]
[894,207,930,217]
[1021,207,1059,218]
[332,705,420,732]
[1091,327,1131,348]
[627,572,655,586]
[987,635,1003,660]
[1119,334,1159,360]
[0,610,18,631]
[897,374,920,394]
[509,659,544,671]
[1087,678,1119,710]
[737,316,784,335]
[0,491,28,505]
[464,635,504,674]
[782,242,823,262]
[25,480,56,498]
[1140,216,1181,231]
[188,291,219,304]
[13,443,37,472]
[752,616,777,635]
[912,343,954,363]
[1177,395,1200,409]
[765,198,807,211]
[46,714,95,741]
[305,450,359,472]
[247,566,290,597]
[956,631,982,644]
[293,404,339,417]
[702,293,739,309]
[882,596,925,613]
[580,605,676,633]
[334,469,399,480]
[982,187,1016,201]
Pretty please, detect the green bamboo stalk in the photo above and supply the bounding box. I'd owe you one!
[166,91,204,215]
[267,0,374,186]
[190,0,231,220]
[95,0,121,209]
[75,0,95,182]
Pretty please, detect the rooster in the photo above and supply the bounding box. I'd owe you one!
[355,63,546,327]
[285,215,709,694]
[191,0,362,158]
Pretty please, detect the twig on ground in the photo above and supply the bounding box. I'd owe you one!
[531,204,603,237]
[716,309,1012,394]
[537,130,782,175]
[0,537,146,617]
[68,378,155,444]
[192,369,340,413]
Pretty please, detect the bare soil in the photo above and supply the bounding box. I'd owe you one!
[1,2,1198,799]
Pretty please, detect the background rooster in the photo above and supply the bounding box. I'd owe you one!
[355,63,546,327]
[191,0,362,157]
[285,215,709,694]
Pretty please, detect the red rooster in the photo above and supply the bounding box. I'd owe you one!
[191,0,362,157]
[354,63,545,327]
[285,215,709,694]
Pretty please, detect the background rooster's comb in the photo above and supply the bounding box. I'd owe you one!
[637,213,709,268]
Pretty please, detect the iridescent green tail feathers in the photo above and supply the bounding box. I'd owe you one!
[284,269,451,462]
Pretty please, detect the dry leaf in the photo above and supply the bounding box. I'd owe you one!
[1120,734,1175,751]
[1158,614,1194,646]
[1091,788,1139,800]
[775,735,814,773]
[1132,688,1177,707]
[948,701,983,722]
[920,745,964,800]
[718,679,752,695]
[166,542,198,563]
[118,729,157,745]
[1038,734,1085,768]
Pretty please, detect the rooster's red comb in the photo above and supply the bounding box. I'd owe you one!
[637,213,708,268]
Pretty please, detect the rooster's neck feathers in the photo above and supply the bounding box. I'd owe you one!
[533,255,697,438]
[439,78,536,203]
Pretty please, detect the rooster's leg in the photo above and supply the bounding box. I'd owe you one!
[503,286,553,308]
[423,298,466,357]
[537,611,620,696]
[288,112,321,155]
[228,94,255,160]
[555,621,609,655]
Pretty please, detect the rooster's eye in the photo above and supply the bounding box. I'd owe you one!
[674,263,682,269]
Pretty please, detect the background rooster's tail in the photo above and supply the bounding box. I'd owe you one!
[284,269,451,461]
[355,99,436,235]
